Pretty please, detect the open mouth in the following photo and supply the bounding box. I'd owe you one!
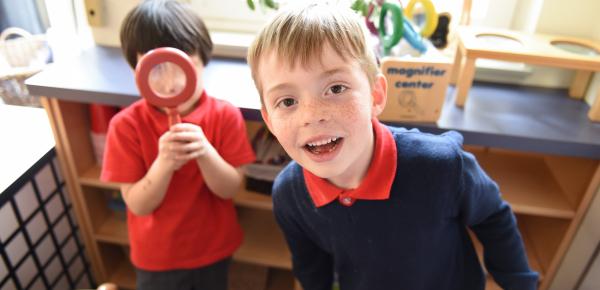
[304,137,343,155]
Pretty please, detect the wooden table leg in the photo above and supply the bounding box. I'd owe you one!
[588,87,600,122]
[450,46,464,86]
[569,70,592,100]
[454,57,476,107]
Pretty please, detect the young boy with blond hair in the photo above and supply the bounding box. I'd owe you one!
[247,3,538,290]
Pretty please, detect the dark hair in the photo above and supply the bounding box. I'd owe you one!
[120,0,213,68]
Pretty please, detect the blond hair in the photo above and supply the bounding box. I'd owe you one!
[247,2,379,102]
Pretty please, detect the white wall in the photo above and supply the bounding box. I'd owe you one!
[89,0,138,47]
[586,6,600,108]
[511,0,543,33]
[86,0,600,103]
[549,186,600,290]
[472,0,600,107]
[87,0,269,47]
[536,0,600,38]
[537,0,600,106]
[579,248,600,290]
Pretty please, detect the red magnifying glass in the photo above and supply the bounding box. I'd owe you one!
[135,47,197,127]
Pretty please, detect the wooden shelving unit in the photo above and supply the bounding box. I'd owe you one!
[110,258,136,290]
[80,165,121,190]
[34,51,600,290]
[463,145,600,289]
[235,208,292,270]
[471,213,548,288]
[476,152,574,218]
[94,212,127,245]
[41,99,299,290]
[267,269,296,290]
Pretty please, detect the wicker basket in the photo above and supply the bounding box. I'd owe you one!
[0,27,51,107]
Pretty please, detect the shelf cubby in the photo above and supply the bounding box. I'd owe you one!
[467,146,587,219]
[519,215,570,273]
[94,211,128,246]
[235,207,292,270]
[97,242,135,290]
[80,165,121,190]
[266,268,296,290]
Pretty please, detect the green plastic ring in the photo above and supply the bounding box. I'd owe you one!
[379,2,404,56]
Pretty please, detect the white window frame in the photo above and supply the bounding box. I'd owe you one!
[193,0,539,59]
[52,0,548,78]
[194,0,529,32]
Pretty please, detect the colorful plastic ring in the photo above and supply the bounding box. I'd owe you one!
[405,0,438,37]
[379,2,404,55]
[402,18,427,53]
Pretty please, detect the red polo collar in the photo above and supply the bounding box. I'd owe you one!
[303,119,397,207]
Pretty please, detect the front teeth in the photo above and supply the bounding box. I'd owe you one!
[307,137,339,147]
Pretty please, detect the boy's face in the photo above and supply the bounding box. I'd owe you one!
[137,54,205,115]
[259,44,387,185]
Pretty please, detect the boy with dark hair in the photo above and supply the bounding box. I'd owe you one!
[101,1,255,289]
[248,3,538,290]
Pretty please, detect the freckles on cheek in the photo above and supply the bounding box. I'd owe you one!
[272,124,296,153]
[337,101,364,123]
[270,117,292,140]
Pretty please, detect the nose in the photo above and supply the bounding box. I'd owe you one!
[149,63,186,97]
[166,84,178,95]
[152,79,174,96]
[153,76,187,97]
[301,97,329,127]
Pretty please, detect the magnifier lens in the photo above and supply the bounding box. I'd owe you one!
[148,61,187,98]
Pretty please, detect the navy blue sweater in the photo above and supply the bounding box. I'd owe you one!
[272,126,538,290]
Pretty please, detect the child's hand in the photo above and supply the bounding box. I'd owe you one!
[171,123,214,159]
[156,123,214,172]
[157,128,190,172]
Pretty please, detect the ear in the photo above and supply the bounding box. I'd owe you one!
[371,74,388,117]
[260,107,274,133]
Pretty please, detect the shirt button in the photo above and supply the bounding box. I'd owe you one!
[341,197,353,206]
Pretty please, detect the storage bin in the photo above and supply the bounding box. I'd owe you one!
[379,57,452,122]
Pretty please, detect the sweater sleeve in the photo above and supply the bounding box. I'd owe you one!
[458,150,539,290]
[272,171,334,290]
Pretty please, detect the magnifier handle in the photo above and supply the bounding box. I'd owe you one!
[167,108,181,127]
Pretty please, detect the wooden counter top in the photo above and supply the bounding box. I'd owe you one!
[25,46,600,159]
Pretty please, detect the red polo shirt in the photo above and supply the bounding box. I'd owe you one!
[101,91,255,270]
[304,119,397,207]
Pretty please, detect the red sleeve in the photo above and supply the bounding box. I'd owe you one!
[215,105,256,167]
[100,112,147,183]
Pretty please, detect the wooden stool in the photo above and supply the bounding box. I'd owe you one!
[451,26,600,122]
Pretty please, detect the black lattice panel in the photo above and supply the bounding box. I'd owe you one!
[0,149,95,290]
